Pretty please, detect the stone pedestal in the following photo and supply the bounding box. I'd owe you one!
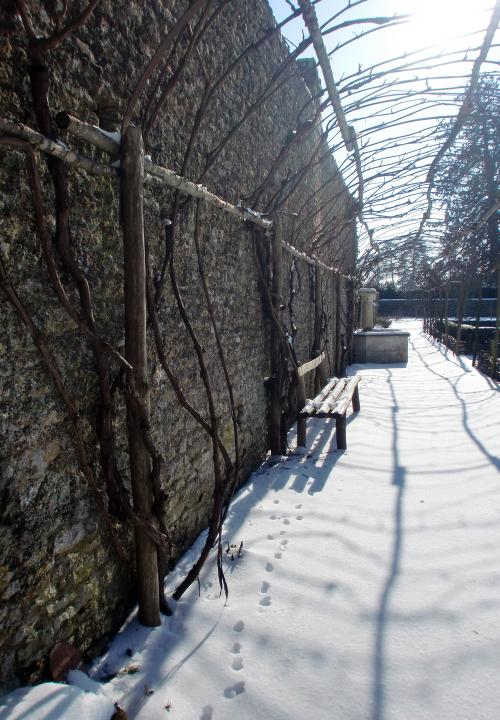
[353,329,410,364]
[359,287,377,330]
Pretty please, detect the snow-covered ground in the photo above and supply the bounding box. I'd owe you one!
[2,320,499,720]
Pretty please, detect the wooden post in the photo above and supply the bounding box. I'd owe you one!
[491,263,500,379]
[121,127,160,627]
[425,290,432,334]
[431,289,437,336]
[335,274,343,376]
[313,266,327,394]
[346,277,356,367]
[270,218,283,455]
[352,385,360,413]
[444,283,450,349]
[335,414,347,450]
[437,286,444,342]
[331,273,338,371]
[296,374,307,447]
[455,281,465,356]
[472,282,482,367]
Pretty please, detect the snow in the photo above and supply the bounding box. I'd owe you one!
[93,127,121,144]
[2,320,499,720]
[0,674,115,720]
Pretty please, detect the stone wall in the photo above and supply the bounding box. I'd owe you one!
[0,0,356,691]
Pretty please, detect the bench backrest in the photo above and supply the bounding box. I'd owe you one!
[297,351,326,378]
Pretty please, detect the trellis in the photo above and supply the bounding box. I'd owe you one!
[421,274,500,380]
[1,0,497,655]
[0,109,354,626]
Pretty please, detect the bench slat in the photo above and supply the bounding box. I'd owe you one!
[329,377,361,416]
[316,377,349,415]
[309,376,361,417]
[300,377,340,416]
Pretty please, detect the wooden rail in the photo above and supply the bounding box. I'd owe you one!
[297,351,326,377]
[1,115,354,278]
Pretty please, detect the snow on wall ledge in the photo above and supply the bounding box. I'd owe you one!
[0,0,356,692]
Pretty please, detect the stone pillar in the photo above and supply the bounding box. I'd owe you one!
[359,288,377,330]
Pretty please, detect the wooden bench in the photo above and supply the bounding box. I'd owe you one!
[296,352,360,450]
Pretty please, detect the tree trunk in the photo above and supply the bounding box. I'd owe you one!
[121,127,160,627]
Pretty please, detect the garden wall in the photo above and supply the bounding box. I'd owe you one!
[0,0,356,690]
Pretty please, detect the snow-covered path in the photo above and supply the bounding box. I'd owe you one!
[2,321,500,720]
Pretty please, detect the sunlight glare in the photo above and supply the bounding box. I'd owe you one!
[408,0,494,51]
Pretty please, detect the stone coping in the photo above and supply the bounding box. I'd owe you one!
[354,329,410,337]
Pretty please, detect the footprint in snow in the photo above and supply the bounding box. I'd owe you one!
[282,518,290,525]
[273,499,280,504]
[200,705,213,720]
[230,633,244,672]
[224,681,245,699]
[274,552,282,559]
[259,580,272,611]
[202,580,213,598]
[232,657,244,671]
[295,503,302,509]
[296,515,303,520]
[265,562,273,573]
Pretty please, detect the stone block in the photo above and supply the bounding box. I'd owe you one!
[353,330,410,364]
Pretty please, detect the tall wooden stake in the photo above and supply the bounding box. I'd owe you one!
[121,127,160,627]
[438,286,444,342]
[444,283,450,349]
[313,267,327,394]
[472,282,482,367]
[335,274,343,376]
[491,263,500,379]
[270,219,283,455]
[455,281,465,356]
[296,373,307,448]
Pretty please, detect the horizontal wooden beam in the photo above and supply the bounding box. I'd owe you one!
[297,351,326,377]
[1,116,351,277]
[283,241,347,276]
[56,114,273,230]
[0,118,117,177]
[56,112,119,154]
[54,117,353,273]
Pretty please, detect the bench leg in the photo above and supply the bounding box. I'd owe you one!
[336,414,347,450]
[352,385,360,413]
[297,417,307,447]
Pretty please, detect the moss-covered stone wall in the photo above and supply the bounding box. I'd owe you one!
[0,0,356,691]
